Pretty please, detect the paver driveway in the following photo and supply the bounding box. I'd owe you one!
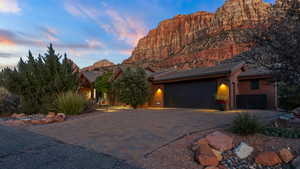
[27,108,278,165]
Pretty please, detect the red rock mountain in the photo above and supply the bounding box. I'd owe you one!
[124,0,272,70]
[81,59,115,71]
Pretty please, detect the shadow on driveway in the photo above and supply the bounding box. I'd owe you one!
[0,125,142,169]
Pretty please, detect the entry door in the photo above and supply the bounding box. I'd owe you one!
[164,80,217,108]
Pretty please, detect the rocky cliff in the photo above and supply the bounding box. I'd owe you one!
[81,59,115,71]
[124,0,272,70]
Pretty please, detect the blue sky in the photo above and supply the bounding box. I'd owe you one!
[0,0,275,68]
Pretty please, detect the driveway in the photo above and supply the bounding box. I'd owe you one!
[27,108,278,165]
[0,125,141,169]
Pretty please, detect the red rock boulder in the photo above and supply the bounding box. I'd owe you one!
[278,148,294,163]
[195,143,219,167]
[255,152,282,166]
[55,113,66,122]
[206,131,233,152]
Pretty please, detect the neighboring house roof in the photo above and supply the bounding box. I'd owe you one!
[152,62,244,83]
[239,67,273,79]
[81,71,104,83]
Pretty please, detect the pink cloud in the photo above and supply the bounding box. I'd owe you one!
[0,0,21,13]
[104,9,147,46]
[64,2,147,47]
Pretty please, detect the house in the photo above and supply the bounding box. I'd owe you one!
[148,62,277,110]
[80,62,277,110]
[79,70,104,100]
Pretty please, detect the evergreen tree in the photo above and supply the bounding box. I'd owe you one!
[114,67,150,109]
[1,44,79,114]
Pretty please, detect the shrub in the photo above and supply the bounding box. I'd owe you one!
[0,87,20,114]
[278,83,300,110]
[1,44,79,114]
[55,91,87,115]
[262,127,300,139]
[113,67,150,109]
[230,113,262,136]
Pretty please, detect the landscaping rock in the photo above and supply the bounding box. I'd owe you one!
[46,112,56,118]
[195,143,219,167]
[206,131,233,152]
[205,167,219,169]
[30,120,45,125]
[255,152,282,166]
[55,113,66,122]
[192,138,209,151]
[278,148,294,163]
[11,113,26,119]
[212,149,222,161]
[42,118,56,124]
[292,156,300,169]
[234,142,254,159]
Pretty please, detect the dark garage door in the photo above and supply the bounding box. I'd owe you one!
[164,80,217,108]
[236,94,267,109]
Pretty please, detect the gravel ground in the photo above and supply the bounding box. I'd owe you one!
[139,129,300,169]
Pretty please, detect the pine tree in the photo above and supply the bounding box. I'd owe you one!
[1,44,79,114]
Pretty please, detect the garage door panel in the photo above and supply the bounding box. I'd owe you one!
[164,80,217,108]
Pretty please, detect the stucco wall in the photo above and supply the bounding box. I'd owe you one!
[238,78,277,109]
[149,84,164,107]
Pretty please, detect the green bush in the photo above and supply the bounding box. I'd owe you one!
[0,44,79,114]
[230,113,262,136]
[55,91,87,115]
[278,83,300,110]
[262,127,300,139]
[113,67,150,109]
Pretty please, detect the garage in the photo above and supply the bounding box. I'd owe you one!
[164,80,217,108]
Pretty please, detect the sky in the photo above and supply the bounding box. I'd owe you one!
[0,0,275,69]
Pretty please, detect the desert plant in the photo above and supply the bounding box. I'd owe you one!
[54,91,87,115]
[1,44,79,114]
[113,67,150,109]
[230,113,262,136]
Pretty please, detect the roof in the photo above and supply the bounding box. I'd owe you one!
[152,62,244,83]
[239,67,272,79]
[81,71,104,83]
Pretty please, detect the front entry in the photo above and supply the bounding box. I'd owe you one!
[164,80,217,108]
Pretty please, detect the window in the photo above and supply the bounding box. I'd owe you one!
[251,80,260,90]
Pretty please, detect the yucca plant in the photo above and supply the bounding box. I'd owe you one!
[55,91,87,115]
[230,113,263,136]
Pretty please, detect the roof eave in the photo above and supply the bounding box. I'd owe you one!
[152,72,230,84]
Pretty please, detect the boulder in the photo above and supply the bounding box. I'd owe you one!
[195,143,219,167]
[30,120,45,125]
[42,118,56,124]
[234,142,254,159]
[278,148,294,163]
[192,138,209,152]
[212,149,223,161]
[55,113,66,122]
[206,131,233,152]
[255,152,282,166]
[205,167,219,169]
[293,156,300,169]
[46,112,56,119]
[11,113,26,119]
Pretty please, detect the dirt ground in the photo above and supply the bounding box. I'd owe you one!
[139,129,300,169]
